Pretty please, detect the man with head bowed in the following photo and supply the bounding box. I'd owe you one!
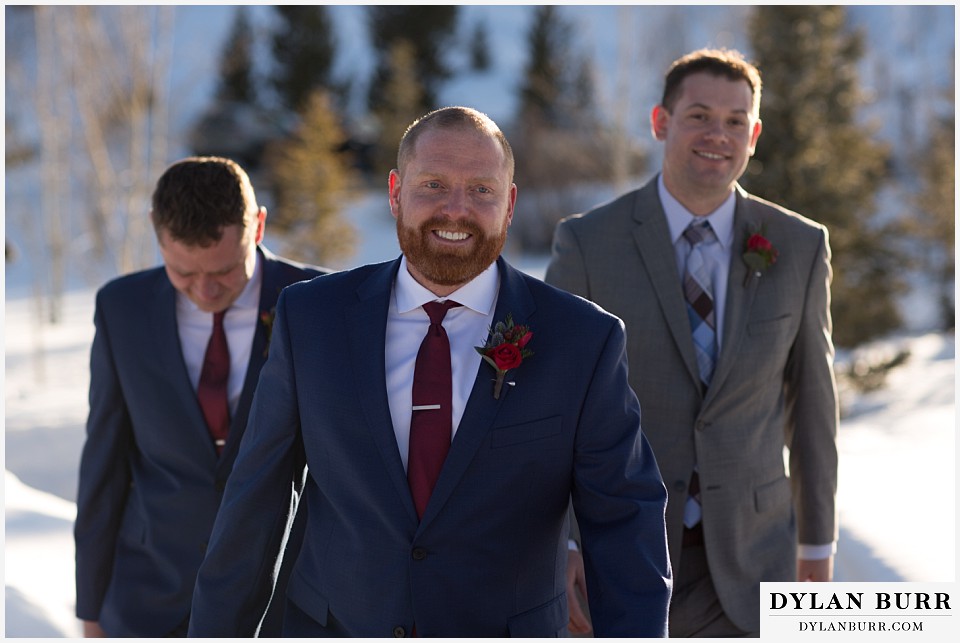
[188,106,671,637]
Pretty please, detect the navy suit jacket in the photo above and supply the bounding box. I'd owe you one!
[74,246,325,637]
[189,256,671,637]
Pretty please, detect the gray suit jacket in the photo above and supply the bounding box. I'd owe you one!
[545,177,838,632]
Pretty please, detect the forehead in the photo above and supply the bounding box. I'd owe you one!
[407,127,507,176]
[159,225,247,270]
[677,72,755,112]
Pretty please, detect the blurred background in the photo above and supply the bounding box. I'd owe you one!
[5,4,955,350]
[3,5,956,636]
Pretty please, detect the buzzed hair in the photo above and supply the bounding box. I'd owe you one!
[397,106,515,180]
[661,48,763,118]
[151,156,259,247]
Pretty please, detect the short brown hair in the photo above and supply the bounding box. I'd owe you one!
[150,156,259,246]
[661,48,763,117]
[397,106,515,180]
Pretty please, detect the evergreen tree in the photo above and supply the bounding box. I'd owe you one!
[271,6,337,113]
[264,90,358,266]
[215,6,256,105]
[911,112,955,329]
[518,6,570,127]
[370,39,425,178]
[366,6,458,114]
[744,5,900,347]
[469,19,492,72]
[510,6,643,251]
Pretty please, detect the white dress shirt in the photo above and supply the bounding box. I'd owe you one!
[386,256,499,472]
[658,173,735,350]
[176,252,262,419]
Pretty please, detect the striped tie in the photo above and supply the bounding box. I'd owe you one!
[682,220,717,530]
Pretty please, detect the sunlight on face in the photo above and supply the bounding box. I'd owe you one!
[389,127,517,296]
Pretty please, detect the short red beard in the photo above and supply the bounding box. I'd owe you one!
[396,211,507,287]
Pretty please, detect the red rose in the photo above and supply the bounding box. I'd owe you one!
[517,331,533,349]
[488,343,522,370]
[747,233,772,253]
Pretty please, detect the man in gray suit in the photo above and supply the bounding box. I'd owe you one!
[546,48,838,637]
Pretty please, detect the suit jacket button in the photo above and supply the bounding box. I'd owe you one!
[412,547,427,561]
[393,626,406,637]
[673,480,687,493]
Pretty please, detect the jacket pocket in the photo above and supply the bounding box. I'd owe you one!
[287,567,330,627]
[507,593,567,637]
[754,476,791,513]
[491,416,562,448]
[747,314,792,337]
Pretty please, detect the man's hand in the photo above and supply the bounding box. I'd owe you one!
[566,549,592,635]
[82,621,106,637]
[797,556,834,582]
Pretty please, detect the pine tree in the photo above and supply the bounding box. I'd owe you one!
[517,6,571,127]
[469,19,492,72]
[264,90,358,266]
[271,6,337,113]
[366,6,458,114]
[510,6,643,251]
[744,5,900,347]
[911,112,955,329]
[370,40,425,178]
[215,6,256,105]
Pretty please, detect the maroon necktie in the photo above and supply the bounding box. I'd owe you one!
[197,309,230,455]
[408,300,461,519]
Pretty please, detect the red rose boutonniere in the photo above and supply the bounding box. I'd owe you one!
[474,313,533,399]
[742,226,779,285]
[260,308,276,357]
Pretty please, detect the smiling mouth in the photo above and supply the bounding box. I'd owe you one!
[434,230,471,241]
[695,150,727,161]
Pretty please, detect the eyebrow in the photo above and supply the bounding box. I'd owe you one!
[684,101,750,116]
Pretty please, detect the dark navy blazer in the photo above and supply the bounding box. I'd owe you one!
[74,246,325,636]
[189,256,672,637]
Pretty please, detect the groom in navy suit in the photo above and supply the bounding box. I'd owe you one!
[189,107,671,637]
[74,157,326,636]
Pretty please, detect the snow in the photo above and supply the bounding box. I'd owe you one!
[3,4,956,637]
[3,187,957,637]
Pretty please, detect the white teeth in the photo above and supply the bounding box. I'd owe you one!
[697,151,725,160]
[436,230,469,241]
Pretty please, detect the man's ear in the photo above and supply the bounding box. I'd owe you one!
[254,207,267,244]
[747,119,763,156]
[651,105,670,142]
[388,170,401,220]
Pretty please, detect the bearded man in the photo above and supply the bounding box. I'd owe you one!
[188,106,672,637]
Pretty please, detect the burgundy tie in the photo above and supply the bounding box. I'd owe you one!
[197,309,230,455]
[408,300,461,519]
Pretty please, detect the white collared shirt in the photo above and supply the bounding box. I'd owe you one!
[658,174,736,350]
[386,256,500,472]
[176,252,263,418]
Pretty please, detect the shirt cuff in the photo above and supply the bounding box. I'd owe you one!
[568,539,580,552]
[798,542,836,560]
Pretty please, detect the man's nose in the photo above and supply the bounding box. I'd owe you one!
[440,189,469,218]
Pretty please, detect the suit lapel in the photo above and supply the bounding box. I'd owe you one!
[705,188,762,406]
[418,257,536,529]
[346,258,421,523]
[220,248,279,465]
[630,181,703,390]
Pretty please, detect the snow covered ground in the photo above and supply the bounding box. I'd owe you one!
[4,190,956,637]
